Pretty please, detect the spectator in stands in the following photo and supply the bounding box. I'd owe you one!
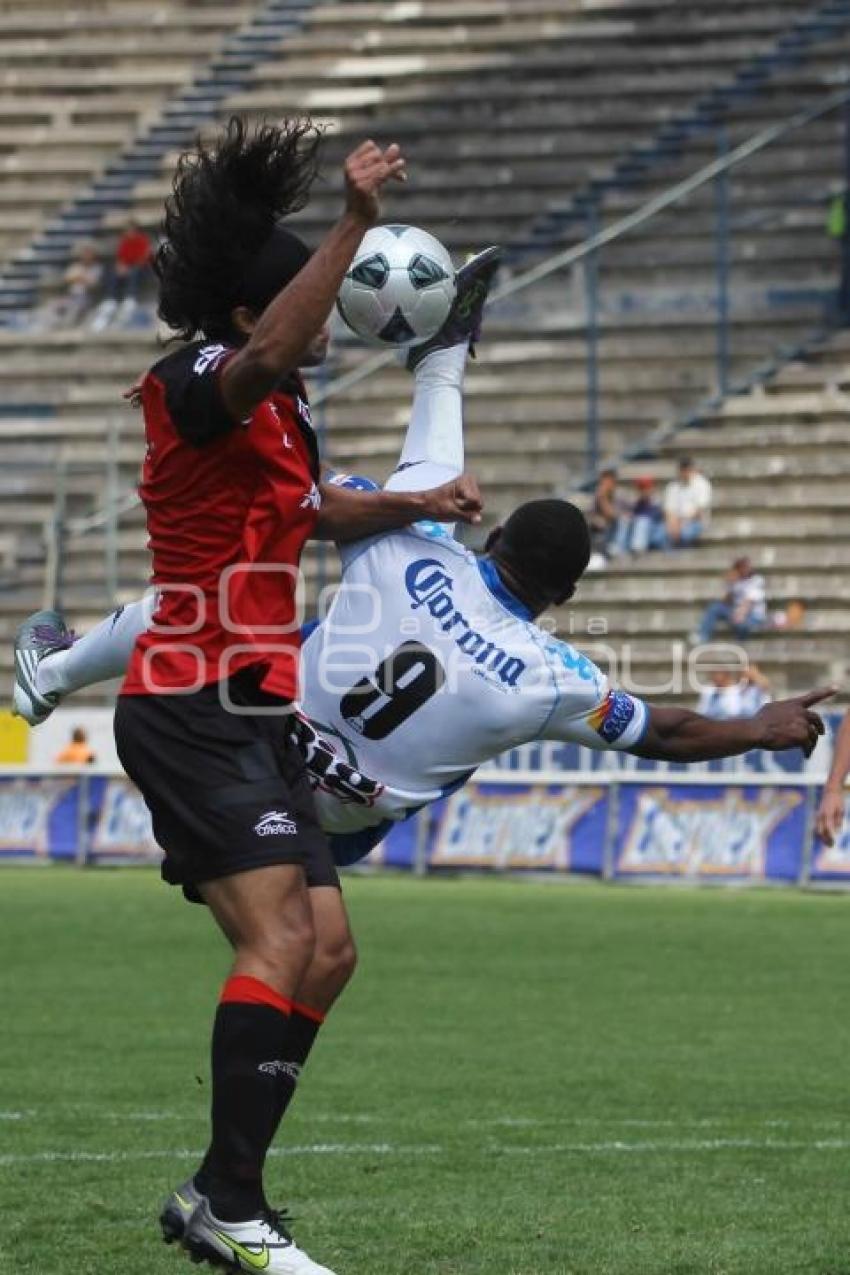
[91,220,154,331]
[664,457,712,548]
[772,597,807,631]
[609,475,666,556]
[55,726,96,765]
[697,662,771,720]
[587,467,622,567]
[45,241,103,328]
[693,555,768,644]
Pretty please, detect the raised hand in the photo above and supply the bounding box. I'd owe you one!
[344,140,407,226]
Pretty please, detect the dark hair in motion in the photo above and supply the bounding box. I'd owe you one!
[155,115,323,342]
[495,499,592,605]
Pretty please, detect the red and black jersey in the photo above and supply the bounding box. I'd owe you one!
[122,340,321,701]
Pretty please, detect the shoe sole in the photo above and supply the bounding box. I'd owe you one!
[406,249,501,370]
[184,1235,238,1271]
[161,1204,190,1245]
[161,1215,238,1273]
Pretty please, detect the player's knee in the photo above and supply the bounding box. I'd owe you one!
[315,932,358,994]
[334,935,358,988]
[249,915,316,984]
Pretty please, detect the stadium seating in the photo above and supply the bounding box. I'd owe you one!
[2,0,850,708]
[0,2,263,264]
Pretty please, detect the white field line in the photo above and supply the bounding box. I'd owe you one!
[0,1110,383,1125]
[6,1110,850,1132]
[3,1138,850,1169]
[496,1139,850,1154]
[0,1143,443,1168]
[481,1116,850,1130]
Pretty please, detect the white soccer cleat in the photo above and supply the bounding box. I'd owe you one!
[183,1200,338,1274]
[12,608,76,725]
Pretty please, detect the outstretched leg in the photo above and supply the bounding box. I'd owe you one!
[383,342,468,493]
[384,246,500,500]
[13,595,155,724]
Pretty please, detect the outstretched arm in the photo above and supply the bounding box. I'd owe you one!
[220,140,406,421]
[633,690,833,763]
[815,709,850,846]
[313,473,482,543]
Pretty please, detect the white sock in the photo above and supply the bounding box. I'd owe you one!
[37,595,155,699]
[399,343,468,475]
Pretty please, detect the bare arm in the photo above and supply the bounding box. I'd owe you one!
[815,708,850,846]
[632,689,833,763]
[220,140,406,421]
[313,474,483,543]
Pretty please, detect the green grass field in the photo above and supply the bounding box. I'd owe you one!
[1,868,850,1275]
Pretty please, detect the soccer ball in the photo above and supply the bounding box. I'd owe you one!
[336,224,456,348]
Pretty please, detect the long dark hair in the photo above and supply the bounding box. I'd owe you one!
[154,115,323,342]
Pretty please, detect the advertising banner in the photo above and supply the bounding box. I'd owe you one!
[0,775,81,860]
[612,784,809,881]
[0,772,843,888]
[0,773,161,864]
[88,777,160,863]
[425,781,608,875]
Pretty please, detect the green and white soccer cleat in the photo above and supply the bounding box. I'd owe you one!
[12,608,76,725]
[182,1200,338,1274]
[406,245,502,371]
[160,1177,206,1246]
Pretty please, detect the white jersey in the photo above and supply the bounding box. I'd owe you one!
[300,521,648,833]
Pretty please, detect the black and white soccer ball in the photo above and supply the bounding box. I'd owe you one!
[336,224,456,348]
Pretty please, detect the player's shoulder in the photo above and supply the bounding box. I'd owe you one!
[147,340,233,388]
[406,520,471,559]
[539,635,608,700]
[344,519,472,574]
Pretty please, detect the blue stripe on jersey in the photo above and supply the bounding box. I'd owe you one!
[300,618,321,643]
[476,557,533,621]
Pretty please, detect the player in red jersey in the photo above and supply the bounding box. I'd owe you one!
[52,119,483,1275]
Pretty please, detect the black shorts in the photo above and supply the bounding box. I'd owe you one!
[114,669,339,901]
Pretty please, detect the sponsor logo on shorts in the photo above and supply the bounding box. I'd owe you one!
[254,810,297,837]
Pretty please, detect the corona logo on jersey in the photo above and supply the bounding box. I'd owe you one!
[404,557,527,688]
[618,788,803,877]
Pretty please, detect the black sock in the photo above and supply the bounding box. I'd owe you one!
[194,981,323,1223]
[269,1005,323,1130]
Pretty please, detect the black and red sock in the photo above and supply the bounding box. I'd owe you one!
[195,976,325,1223]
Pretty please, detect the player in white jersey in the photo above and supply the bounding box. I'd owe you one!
[13,279,831,864]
